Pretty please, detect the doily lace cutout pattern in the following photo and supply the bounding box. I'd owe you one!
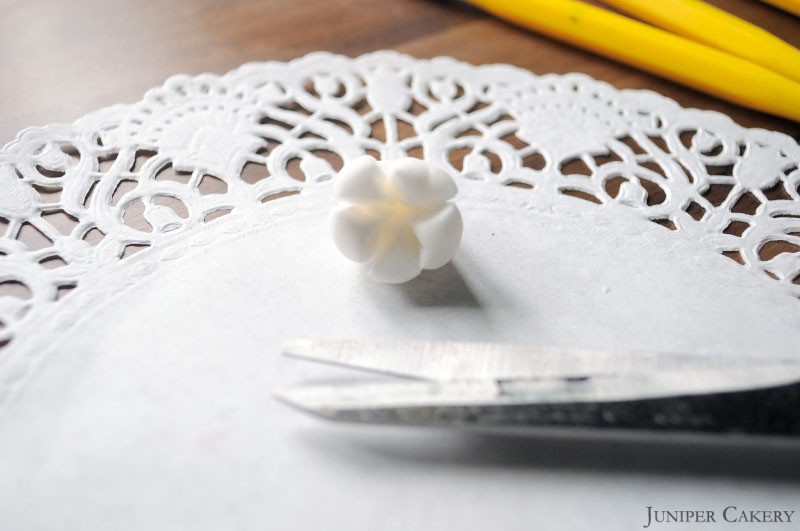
[0,51,798,386]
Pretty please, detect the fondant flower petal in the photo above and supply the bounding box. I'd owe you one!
[428,166,458,201]
[413,203,463,269]
[387,158,457,205]
[368,228,421,283]
[330,204,382,262]
[334,155,387,202]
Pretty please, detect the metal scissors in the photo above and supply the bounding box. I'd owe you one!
[274,339,800,436]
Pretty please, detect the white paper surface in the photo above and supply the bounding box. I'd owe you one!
[0,189,798,530]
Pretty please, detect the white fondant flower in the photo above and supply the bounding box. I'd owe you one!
[330,156,463,283]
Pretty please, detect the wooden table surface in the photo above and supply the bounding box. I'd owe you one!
[1,0,799,147]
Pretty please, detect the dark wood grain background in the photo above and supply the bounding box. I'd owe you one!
[1,0,798,147]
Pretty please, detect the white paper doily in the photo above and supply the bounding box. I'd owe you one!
[0,52,799,530]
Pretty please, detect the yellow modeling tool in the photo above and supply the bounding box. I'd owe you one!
[761,0,800,18]
[599,0,800,83]
[465,0,800,122]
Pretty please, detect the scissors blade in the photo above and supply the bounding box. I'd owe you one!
[282,339,800,382]
[274,363,800,434]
